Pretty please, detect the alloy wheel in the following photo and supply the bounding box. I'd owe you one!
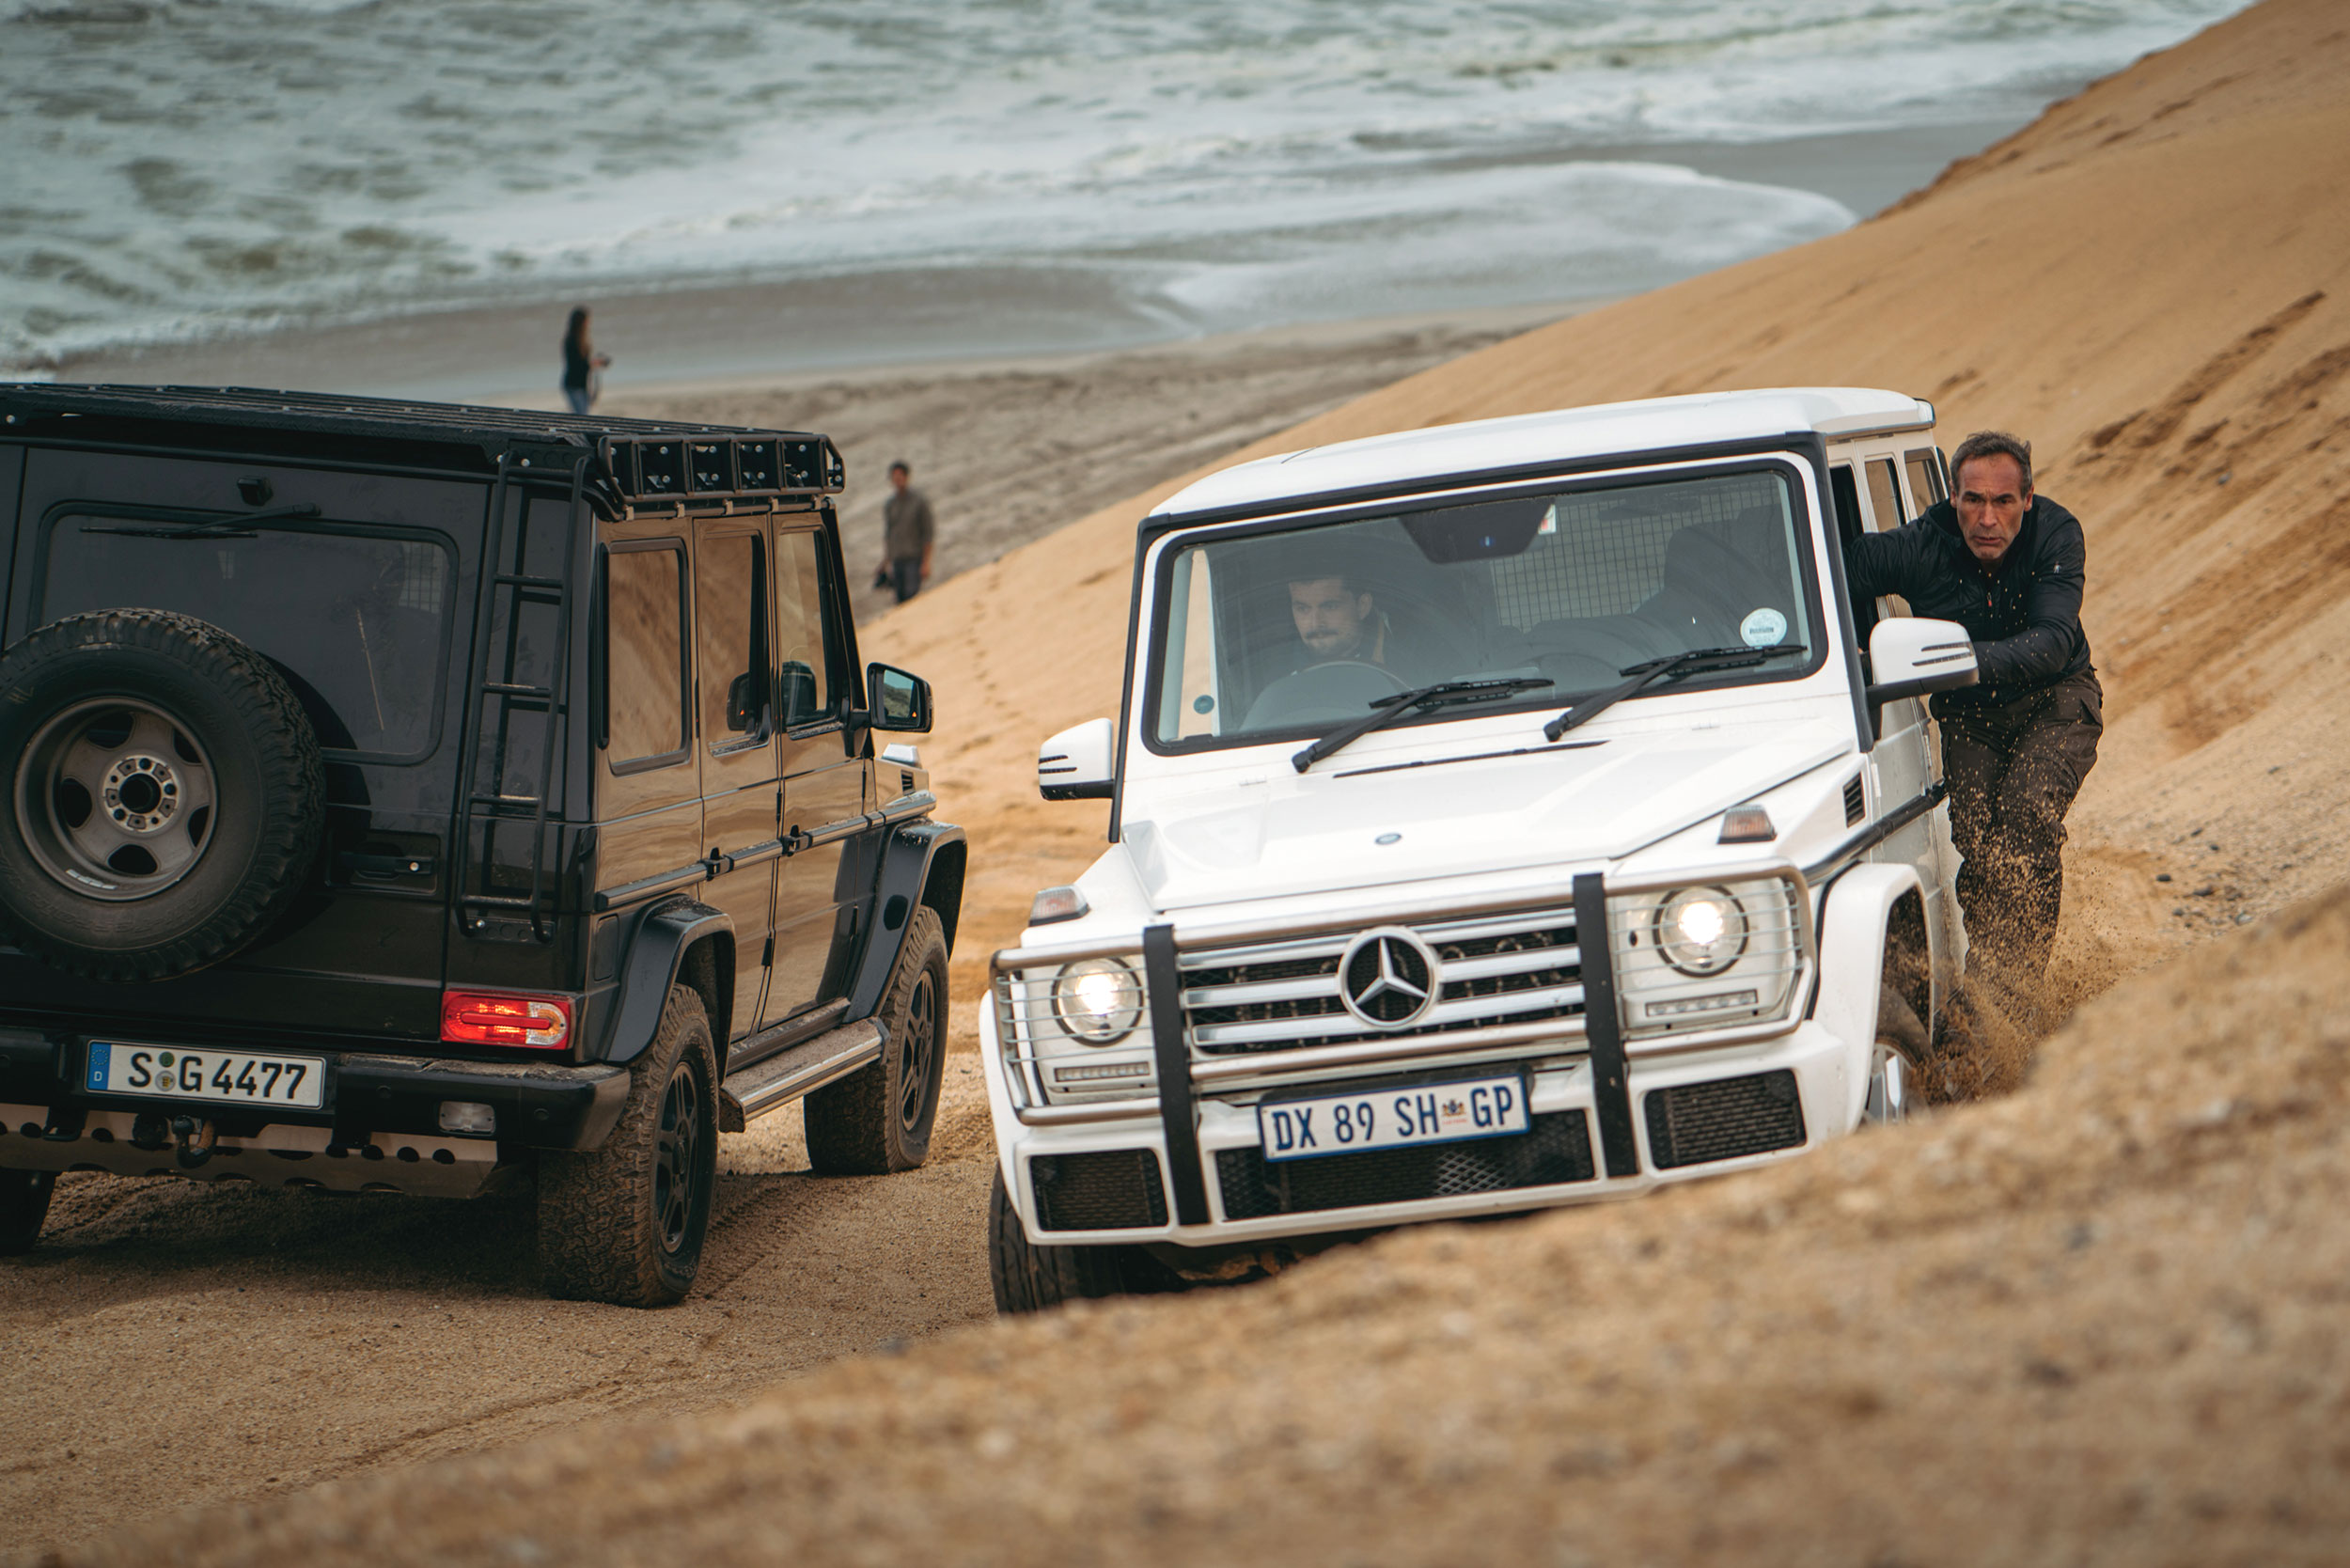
[897,969,937,1133]
[653,1058,704,1254]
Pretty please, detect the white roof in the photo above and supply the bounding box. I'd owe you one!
[1152,386,1933,520]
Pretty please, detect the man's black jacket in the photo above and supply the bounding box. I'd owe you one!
[1844,494,2093,706]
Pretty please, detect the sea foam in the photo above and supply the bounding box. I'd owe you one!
[0,0,2251,373]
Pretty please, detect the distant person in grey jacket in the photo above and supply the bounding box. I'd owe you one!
[876,462,935,604]
[559,307,610,416]
[1843,430,2101,994]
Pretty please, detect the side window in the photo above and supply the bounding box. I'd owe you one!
[1863,458,1905,532]
[603,541,689,770]
[1157,545,1221,740]
[1904,447,1948,508]
[695,529,767,752]
[1828,463,1878,653]
[1827,463,1865,546]
[774,528,835,729]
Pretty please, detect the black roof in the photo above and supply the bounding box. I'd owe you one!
[0,383,846,502]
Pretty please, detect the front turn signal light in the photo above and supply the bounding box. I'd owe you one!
[441,990,572,1049]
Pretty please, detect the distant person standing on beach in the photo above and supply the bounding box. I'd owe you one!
[1842,431,2100,1001]
[877,462,935,604]
[560,307,611,416]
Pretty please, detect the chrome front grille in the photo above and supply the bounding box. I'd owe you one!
[1178,906,1585,1058]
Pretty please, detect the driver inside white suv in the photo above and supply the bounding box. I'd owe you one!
[1286,573,1386,665]
[1242,569,1414,728]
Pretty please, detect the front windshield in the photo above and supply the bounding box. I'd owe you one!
[1147,465,1818,749]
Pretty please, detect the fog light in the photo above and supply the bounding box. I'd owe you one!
[438,1101,495,1137]
[1645,989,1759,1018]
[1052,1060,1150,1085]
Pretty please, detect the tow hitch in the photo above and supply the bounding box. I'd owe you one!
[133,1114,221,1168]
[172,1116,219,1168]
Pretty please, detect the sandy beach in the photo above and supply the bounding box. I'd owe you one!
[9,0,2350,1561]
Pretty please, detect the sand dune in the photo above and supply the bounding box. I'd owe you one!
[854,0,2350,1023]
[54,881,2350,1566]
[28,0,2350,1560]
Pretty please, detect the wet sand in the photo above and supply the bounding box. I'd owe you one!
[44,116,2026,401]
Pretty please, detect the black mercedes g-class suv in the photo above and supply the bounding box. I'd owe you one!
[0,384,964,1306]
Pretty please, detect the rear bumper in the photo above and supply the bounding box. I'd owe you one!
[0,1107,509,1199]
[0,1028,629,1157]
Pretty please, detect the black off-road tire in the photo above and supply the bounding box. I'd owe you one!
[538,986,719,1307]
[988,1166,1160,1313]
[805,904,948,1175]
[0,1169,57,1256]
[0,610,324,983]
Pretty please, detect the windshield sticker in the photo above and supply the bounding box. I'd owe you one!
[1741,607,1789,648]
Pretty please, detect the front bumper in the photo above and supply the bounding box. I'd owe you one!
[0,1027,630,1199]
[985,859,1848,1250]
[981,1013,1864,1248]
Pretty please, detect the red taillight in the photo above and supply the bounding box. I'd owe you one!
[440,990,572,1049]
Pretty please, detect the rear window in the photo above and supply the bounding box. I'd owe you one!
[41,514,454,760]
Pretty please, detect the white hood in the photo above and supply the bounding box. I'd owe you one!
[1119,732,1843,913]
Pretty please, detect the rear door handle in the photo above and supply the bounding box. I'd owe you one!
[337,852,436,880]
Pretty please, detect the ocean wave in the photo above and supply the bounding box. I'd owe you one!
[0,0,2252,371]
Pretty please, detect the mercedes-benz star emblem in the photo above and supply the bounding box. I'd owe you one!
[1338,927,1440,1029]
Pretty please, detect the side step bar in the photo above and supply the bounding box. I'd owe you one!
[718,1019,887,1132]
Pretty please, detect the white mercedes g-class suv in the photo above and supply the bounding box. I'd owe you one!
[982,388,1979,1310]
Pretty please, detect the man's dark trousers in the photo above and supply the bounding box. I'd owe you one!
[1938,669,2103,984]
[888,557,922,604]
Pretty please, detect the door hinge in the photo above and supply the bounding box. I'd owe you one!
[761,935,775,969]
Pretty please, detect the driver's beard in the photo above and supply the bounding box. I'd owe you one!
[1303,629,1367,661]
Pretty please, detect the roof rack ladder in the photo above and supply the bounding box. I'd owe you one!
[456,450,587,940]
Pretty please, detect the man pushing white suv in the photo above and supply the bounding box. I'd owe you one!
[983,388,1984,1311]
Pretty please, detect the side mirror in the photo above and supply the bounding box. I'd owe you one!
[725,670,761,732]
[863,662,932,733]
[1038,717,1114,802]
[1868,618,1978,705]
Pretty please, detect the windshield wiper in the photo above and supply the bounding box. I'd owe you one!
[1543,645,1808,740]
[79,502,321,541]
[1292,676,1553,774]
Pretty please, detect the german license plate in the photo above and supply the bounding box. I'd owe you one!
[1258,1072,1528,1163]
[86,1042,326,1110]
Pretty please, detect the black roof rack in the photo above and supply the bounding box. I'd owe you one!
[0,383,847,505]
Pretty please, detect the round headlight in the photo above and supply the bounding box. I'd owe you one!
[1653,886,1748,977]
[1050,957,1144,1044]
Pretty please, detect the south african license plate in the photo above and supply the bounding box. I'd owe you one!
[86,1041,327,1110]
[1257,1072,1528,1163]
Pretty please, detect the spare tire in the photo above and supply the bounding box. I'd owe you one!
[0,610,325,983]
